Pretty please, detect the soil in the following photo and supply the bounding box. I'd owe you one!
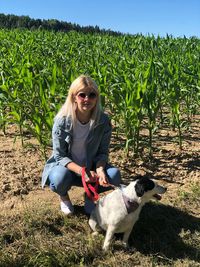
[0,116,199,217]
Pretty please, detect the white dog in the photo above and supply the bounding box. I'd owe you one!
[89,176,167,250]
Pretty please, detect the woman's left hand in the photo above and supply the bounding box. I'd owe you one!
[96,168,110,187]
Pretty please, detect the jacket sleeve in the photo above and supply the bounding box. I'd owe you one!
[93,116,112,163]
[52,117,73,167]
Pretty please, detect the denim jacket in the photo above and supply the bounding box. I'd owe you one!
[41,112,112,188]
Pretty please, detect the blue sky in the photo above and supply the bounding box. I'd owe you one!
[1,0,200,38]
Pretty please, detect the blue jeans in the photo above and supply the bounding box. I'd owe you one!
[48,164,121,197]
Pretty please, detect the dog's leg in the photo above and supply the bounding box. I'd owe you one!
[89,212,98,232]
[103,225,115,251]
[122,228,132,248]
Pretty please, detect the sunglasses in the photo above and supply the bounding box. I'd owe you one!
[77,92,97,100]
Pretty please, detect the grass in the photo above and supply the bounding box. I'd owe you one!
[0,184,200,267]
[178,182,200,202]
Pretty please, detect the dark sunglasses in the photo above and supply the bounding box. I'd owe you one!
[77,92,97,100]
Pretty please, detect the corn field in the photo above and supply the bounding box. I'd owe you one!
[0,29,199,157]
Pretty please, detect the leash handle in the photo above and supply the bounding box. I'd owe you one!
[81,167,99,202]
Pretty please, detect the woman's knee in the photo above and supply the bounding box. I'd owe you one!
[106,166,121,186]
[48,165,72,195]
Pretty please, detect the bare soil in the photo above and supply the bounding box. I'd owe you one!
[0,116,199,218]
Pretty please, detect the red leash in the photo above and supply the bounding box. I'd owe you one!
[81,167,99,202]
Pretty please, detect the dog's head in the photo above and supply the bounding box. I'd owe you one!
[134,176,167,201]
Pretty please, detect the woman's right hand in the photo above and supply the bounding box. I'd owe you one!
[84,169,98,183]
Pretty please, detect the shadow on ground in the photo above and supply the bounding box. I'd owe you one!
[126,203,200,262]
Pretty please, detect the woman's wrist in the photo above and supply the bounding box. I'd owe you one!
[96,166,104,174]
[66,162,83,176]
[78,167,82,175]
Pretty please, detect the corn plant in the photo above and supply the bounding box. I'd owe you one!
[0,29,199,158]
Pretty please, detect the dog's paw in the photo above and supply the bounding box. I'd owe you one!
[122,242,135,252]
[102,244,110,251]
[92,231,99,237]
[122,241,129,248]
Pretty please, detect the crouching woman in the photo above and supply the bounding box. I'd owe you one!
[41,75,121,215]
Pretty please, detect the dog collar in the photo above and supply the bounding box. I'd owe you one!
[122,194,139,214]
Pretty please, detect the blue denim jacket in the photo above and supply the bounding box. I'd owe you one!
[41,112,112,188]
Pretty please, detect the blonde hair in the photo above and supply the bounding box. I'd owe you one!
[56,75,101,127]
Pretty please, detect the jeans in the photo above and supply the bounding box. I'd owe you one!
[48,164,121,197]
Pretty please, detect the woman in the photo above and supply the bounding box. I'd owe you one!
[42,75,121,215]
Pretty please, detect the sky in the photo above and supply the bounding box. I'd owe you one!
[1,0,200,38]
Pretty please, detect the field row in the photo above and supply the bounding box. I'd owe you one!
[0,29,199,156]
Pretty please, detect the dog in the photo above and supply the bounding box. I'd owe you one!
[89,176,167,250]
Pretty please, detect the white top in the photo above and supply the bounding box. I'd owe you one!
[71,120,90,166]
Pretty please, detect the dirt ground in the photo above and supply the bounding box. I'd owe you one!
[0,116,199,217]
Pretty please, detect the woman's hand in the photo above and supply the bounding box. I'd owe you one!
[84,169,98,183]
[96,167,110,187]
[81,166,110,187]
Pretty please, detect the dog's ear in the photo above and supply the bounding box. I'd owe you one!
[135,177,155,197]
[133,175,143,181]
[135,182,145,197]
